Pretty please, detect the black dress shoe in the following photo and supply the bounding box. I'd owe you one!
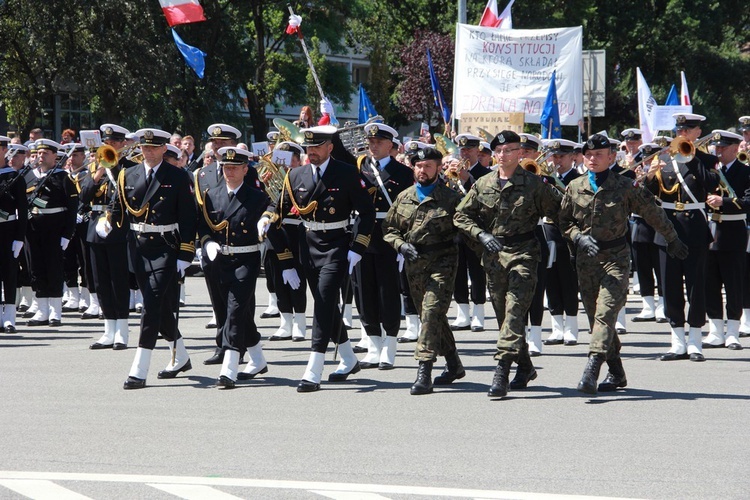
[328,361,361,382]
[359,361,379,369]
[113,343,128,350]
[701,342,723,349]
[216,376,235,389]
[203,348,224,365]
[659,352,689,361]
[397,337,417,344]
[4,325,15,334]
[655,317,669,323]
[268,334,292,341]
[297,379,320,392]
[450,324,471,331]
[292,336,306,342]
[49,319,62,327]
[727,343,743,350]
[739,331,750,338]
[260,311,280,319]
[89,342,114,350]
[598,372,627,392]
[79,306,86,313]
[616,328,627,335]
[237,366,268,380]
[17,304,28,312]
[22,310,35,318]
[689,353,706,362]
[564,340,578,346]
[543,338,564,346]
[98,313,104,320]
[631,316,655,322]
[529,351,541,357]
[157,359,192,379]
[378,362,394,370]
[61,305,78,312]
[81,312,98,320]
[471,325,484,332]
[352,345,368,353]
[27,318,49,326]
[135,305,143,313]
[205,322,218,329]
[123,376,146,389]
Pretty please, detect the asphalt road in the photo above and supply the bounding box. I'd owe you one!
[1,275,748,499]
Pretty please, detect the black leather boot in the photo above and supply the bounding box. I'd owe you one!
[510,344,537,390]
[433,349,466,385]
[598,356,627,391]
[488,359,512,398]
[577,353,605,394]
[410,361,433,395]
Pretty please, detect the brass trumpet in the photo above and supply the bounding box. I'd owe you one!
[738,151,749,165]
[669,133,714,163]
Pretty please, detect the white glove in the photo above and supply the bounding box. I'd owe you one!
[257,216,271,240]
[12,240,23,258]
[347,250,362,275]
[76,213,83,224]
[320,97,335,118]
[176,259,191,278]
[204,241,221,261]
[282,268,301,290]
[396,253,405,273]
[288,14,302,29]
[60,237,70,251]
[95,217,112,238]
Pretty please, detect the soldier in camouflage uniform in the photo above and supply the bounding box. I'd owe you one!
[454,131,562,399]
[382,147,464,395]
[558,134,689,395]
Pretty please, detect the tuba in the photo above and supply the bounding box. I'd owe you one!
[257,155,287,203]
[336,115,384,156]
[273,118,305,145]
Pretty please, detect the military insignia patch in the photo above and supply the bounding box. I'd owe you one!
[676,115,686,124]
[104,127,113,135]
[226,149,236,160]
[212,126,223,137]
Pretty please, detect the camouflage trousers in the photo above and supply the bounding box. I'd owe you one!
[406,252,459,362]
[576,248,630,359]
[484,249,538,362]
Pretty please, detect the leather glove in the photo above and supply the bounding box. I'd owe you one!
[60,237,70,251]
[95,217,112,238]
[257,216,271,240]
[347,250,362,275]
[396,253,405,272]
[287,14,302,29]
[478,232,503,253]
[204,241,221,262]
[176,259,191,278]
[666,238,689,260]
[398,242,419,263]
[574,234,599,257]
[12,240,23,258]
[282,268,301,290]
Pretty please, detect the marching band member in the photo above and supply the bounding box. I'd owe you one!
[198,147,270,388]
[702,130,750,350]
[105,128,196,389]
[736,116,750,337]
[265,125,375,392]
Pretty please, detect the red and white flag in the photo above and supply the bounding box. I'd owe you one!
[159,0,206,27]
[479,0,514,29]
[680,71,691,106]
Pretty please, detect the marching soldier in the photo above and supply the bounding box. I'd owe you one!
[382,147,464,395]
[454,131,562,398]
[198,147,271,388]
[354,122,414,370]
[0,141,28,333]
[450,133,489,332]
[81,139,131,351]
[264,125,375,392]
[737,116,750,337]
[264,141,308,342]
[104,128,197,389]
[643,113,719,361]
[702,130,750,350]
[26,139,78,327]
[559,133,688,394]
[542,139,581,347]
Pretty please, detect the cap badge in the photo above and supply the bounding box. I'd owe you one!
[144,130,154,140]
[497,135,506,144]
[459,137,467,146]
[551,141,559,149]
[305,131,314,140]
[587,139,595,149]
[367,126,377,136]
[676,115,686,124]
[226,149,236,160]
[520,136,527,143]
[417,150,425,159]
[713,132,722,141]
[104,127,113,135]
[212,126,223,137]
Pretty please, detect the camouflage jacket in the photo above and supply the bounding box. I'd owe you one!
[559,171,678,245]
[453,165,562,242]
[382,182,462,257]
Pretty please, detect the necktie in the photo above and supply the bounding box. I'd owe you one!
[721,165,727,174]
[146,169,153,187]
[316,168,322,184]
[228,191,235,201]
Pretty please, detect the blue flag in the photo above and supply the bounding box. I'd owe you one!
[358,84,378,124]
[427,49,451,124]
[540,70,561,139]
[172,29,206,79]
[664,84,679,105]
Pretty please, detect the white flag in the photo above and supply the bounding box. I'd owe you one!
[498,0,515,29]
[636,67,657,143]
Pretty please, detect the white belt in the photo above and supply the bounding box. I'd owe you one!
[660,202,705,211]
[303,220,349,231]
[376,212,388,219]
[0,214,18,222]
[282,218,303,225]
[221,244,260,255]
[710,213,747,222]
[90,204,108,212]
[130,222,179,234]
[30,207,67,215]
